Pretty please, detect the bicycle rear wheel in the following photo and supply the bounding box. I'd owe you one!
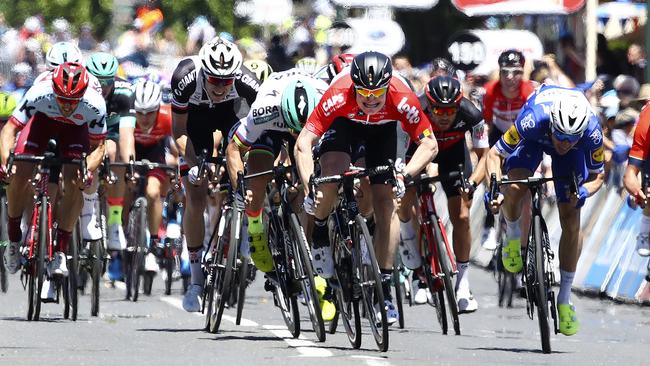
[90,240,103,317]
[532,215,551,354]
[164,243,173,295]
[204,209,229,331]
[210,208,238,333]
[32,197,48,321]
[432,216,460,335]
[392,266,405,329]
[129,199,147,302]
[67,224,80,321]
[0,194,8,293]
[235,256,250,325]
[290,213,325,342]
[355,216,388,352]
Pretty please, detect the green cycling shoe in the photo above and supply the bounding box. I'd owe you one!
[501,238,523,273]
[558,303,579,336]
[314,275,336,321]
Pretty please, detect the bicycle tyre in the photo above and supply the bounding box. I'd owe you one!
[0,194,8,293]
[164,250,173,296]
[270,217,300,338]
[533,215,552,354]
[90,240,102,317]
[33,196,48,321]
[205,209,229,331]
[392,266,405,329]
[210,208,238,333]
[290,213,325,341]
[432,216,460,335]
[355,215,388,352]
[235,256,248,325]
[131,199,147,302]
[422,228,447,334]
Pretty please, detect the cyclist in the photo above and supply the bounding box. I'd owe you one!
[225,68,331,317]
[623,101,650,257]
[313,53,355,84]
[482,49,536,249]
[295,57,320,75]
[0,62,107,279]
[398,76,488,311]
[171,37,260,312]
[485,85,605,336]
[295,51,438,325]
[243,60,274,82]
[120,80,176,273]
[0,92,16,127]
[85,52,135,253]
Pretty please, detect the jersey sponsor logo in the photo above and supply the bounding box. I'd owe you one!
[322,93,345,116]
[503,125,521,146]
[592,146,604,163]
[397,97,421,124]
[456,121,466,128]
[266,90,280,97]
[239,73,260,92]
[73,113,84,120]
[472,122,485,139]
[519,113,535,130]
[252,105,280,125]
[589,128,602,145]
[20,100,36,119]
[174,70,197,96]
[89,117,105,129]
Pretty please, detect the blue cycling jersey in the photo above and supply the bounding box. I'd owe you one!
[495,84,604,174]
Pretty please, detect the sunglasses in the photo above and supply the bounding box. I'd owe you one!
[98,77,115,86]
[55,95,81,105]
[500,68,524,77]
[431,106,458,116]
[355,86,388,98]
[205,74,235,86]
[551,128,581,144]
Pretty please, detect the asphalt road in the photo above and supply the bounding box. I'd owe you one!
[0,264,648,366]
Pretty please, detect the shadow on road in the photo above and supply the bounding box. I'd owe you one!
[137,328,205,333]
[459,346,568,354]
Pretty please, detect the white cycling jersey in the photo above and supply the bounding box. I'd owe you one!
[9,78,107,140]
[233,68,328,147]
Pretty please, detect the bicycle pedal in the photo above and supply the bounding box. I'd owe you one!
[264,279,275,292]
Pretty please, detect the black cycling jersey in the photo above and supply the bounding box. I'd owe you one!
[417,96,487,151]
[105,77,135,141]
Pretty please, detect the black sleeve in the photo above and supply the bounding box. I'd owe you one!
[170,58,198,114]
[234,66,261,106]
[114,80,135,117]
[417,94,430,113]
[458,97,483,129]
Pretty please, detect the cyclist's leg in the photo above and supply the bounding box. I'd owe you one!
[106,137,127,251]
[396,143,421,270]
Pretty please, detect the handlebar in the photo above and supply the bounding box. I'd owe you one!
[311,165,392,187]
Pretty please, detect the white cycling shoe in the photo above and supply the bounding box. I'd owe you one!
[183,284,202,312]
[637,233,650,257]
[48,251,68,277]
[3,241,21,274]
[312,247,334,279]
[145,253,159,273]
[107,223,126,251]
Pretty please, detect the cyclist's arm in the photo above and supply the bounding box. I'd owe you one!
[581,171,604,197]
[225,139,247,189]
[172,111,197,166]
[87,138,106,172]
[404,136,437,177]
[295,128,320,195]
[118,126,135,163]
[470,147,489,185]
[0,120,19,166]
[485,146,505,181]
[624,164,643,197]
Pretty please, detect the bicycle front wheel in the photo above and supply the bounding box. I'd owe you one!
[210,208,238,333]
[431,216,460,336]
[90,239,103,317]
[0,193,8,293]
[32,197,48,321]
[130,199,148,302]
[355,216,388,352]
[532,215,551,354]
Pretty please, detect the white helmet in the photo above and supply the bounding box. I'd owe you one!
[199,37,243,77]
[52,18,70,33]
[134,80,162,113]
[46,42,83,70]
[550,93,592,136]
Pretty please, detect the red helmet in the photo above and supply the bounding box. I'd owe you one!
[327,53,355,80]
[52,62,89,99]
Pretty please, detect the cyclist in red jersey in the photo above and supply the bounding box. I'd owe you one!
[481,49,536,249]
[295,52,438,325]
[119,80,176,273]
[624,101,650,257]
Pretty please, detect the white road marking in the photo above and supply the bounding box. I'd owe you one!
[263,325,333,357]
[351,355,395,366]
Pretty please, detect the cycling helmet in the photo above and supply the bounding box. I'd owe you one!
[326,53,355,80]
[550,93,592,136]
[281,79,320,133]
[199,37,243,77]
[431,57,456,77]
[498,49,525,69]
[425,76,463,105]
[295,57,319,75]
[46,42,83,70]
[134,80,162,113]
[243,60,273,82]
[350,51,392,89]
[52,62,89,99]
[52,18,70,33]
[86,52,119,78]
[0,92,17,119]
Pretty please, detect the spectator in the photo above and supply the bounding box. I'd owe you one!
[2,63,33,100]
[531,55,575,87]
[51,17,73,43]
[185,16,215,55]
[78,23,97,51]
[597,33,622,77]
[613,74,640,108]
[155,27,182,57]
[267,34,292,72]
[626,43,646,84]
[559,32,585,83]
[610,107,638,187]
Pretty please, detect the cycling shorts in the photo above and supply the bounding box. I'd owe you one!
[14,112,89,159]
[135,141,167,184]
[186,99,248,159]
[406,141,472,198]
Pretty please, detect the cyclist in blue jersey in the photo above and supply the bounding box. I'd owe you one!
[485,84,605,336]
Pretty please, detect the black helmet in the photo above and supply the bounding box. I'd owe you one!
[350,51,392,89]
[498,49,525,68]
[425,76,463,105]
[431,57,456,77]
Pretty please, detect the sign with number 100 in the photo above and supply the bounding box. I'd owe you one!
[447,32,486,71]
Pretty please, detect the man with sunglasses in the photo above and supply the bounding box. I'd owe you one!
[482,49,536,249]
[485,85,605,336]
[170,37,261,313]
[0,62,107,280]
[295,51,438,325]
[398,76,488,311]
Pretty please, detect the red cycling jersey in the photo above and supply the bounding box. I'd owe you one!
[482,79,535,134]
[629,101,650,168]
[134,104,172,147]
[305,73,433,143]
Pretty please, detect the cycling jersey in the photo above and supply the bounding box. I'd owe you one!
[9,78,107,140]
[170,56,260,113]
[418,95,488,151]
[104,78,136,141]
[494,85,603,203]
[483,79,536,134]
[629,101,650,169]
[305,73,433,144]
[233,69,328,149]
[120,104,172,147]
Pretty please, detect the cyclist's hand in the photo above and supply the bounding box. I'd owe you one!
[459,180,476,202]
[484,191,504,214]
[572,186,589,209]
[245,189,253,206]
[187,165,202,185]
[0,164,10,184]
[393,173,407,199]
[74,169,93,190]
[303,192,316,216]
